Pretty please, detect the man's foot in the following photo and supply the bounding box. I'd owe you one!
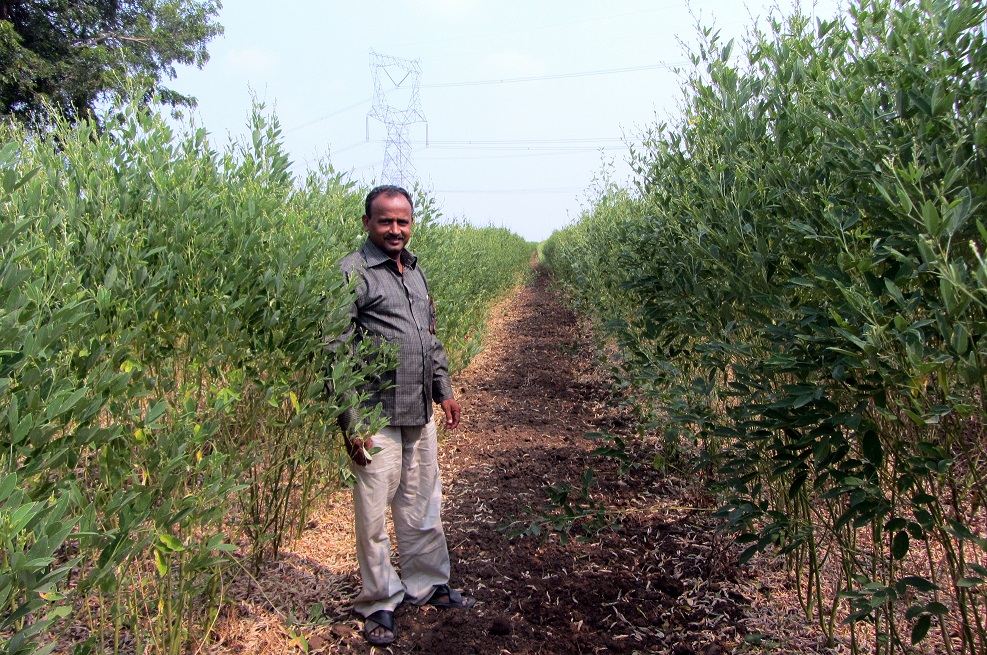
[426,584,476,609]
[363,609,396,645]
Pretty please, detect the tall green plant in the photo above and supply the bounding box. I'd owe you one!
[546,1,987,652]
[1,90,533,652]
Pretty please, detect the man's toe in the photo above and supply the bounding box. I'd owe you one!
[364,610,396,645]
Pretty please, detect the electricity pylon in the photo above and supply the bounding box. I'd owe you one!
[368,51,426,189]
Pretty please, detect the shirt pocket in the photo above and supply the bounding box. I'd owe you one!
[408,287,433,334]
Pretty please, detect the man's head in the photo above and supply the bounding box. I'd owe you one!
[363,185,414,260]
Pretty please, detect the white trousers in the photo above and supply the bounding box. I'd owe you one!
[351,420,451,617]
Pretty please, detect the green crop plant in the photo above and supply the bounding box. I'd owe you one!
[1,91,532,652]
[409,192,535,372]
[545,1,987,653]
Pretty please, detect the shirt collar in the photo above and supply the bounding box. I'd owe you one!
[361,237,418,270]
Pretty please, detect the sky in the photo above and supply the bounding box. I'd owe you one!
[170,0,844,243]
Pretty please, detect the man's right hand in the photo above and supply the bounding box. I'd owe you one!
[346,435,374,466]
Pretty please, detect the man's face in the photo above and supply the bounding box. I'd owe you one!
[363,192,413,259]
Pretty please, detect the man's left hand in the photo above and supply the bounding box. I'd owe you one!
[440,398,461,431]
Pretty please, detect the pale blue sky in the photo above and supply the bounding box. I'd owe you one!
[171,0,842,242]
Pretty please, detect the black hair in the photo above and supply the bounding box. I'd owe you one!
[364,185,414,218]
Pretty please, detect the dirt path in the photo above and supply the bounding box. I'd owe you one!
[214,269,833,654]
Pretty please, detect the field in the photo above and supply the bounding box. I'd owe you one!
[4,0,987,653]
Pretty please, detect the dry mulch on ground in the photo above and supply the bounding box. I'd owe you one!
[210,268,844,654]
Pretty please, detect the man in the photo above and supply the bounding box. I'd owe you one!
[335,185,475,646]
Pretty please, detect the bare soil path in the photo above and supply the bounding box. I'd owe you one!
[214,269,834,654]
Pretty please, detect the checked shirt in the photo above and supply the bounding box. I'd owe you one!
[338,238,454,427]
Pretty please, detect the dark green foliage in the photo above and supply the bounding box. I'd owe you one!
[546,1,987,652]
[0,0,222,124]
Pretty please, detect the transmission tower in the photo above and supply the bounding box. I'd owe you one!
[368,51,426,189]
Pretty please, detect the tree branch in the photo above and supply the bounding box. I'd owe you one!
[73,32,154,48]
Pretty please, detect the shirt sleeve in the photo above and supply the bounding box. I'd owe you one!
[431,332,454,404]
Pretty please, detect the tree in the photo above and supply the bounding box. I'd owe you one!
[0,1,223,124]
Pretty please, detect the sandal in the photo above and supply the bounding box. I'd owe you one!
[426,584,476,609]
[363,609,396,646]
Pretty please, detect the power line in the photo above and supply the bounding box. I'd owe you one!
[420,62,684,88]
[427,137,628,145]
[423,145,625,152]
[434,188,583,195]
[416,148,626,161]
[363,137,629,145]
[283,97,372,133]
[331,141,373,156]
[329,138,632,158]
[342,143,623,173]
[285,61,681,133]
[339,137,632,147]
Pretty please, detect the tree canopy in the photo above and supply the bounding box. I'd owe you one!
[0,0,223,124]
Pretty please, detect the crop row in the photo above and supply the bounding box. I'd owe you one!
[0,101,532,653]
[545,1,987,653]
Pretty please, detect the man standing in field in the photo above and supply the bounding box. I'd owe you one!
[335,185,475,646]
